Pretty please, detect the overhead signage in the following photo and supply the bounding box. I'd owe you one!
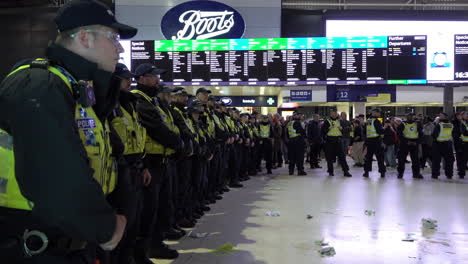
[215,96,278,107]
[327,85,396,102]
[161,1,246,40]
[290,89,312,102]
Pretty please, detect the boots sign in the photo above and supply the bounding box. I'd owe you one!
[161,1,245,40]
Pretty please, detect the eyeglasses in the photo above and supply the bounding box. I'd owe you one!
[70,29,121,46]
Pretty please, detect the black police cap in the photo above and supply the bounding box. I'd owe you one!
[54,0,137,39]
[134,63,166,78]
[196,87,211,95]
[115,63,134,79]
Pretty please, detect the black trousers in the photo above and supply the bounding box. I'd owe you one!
[175,158,192,220]
[364,140,386,173]
[190,155,203,210]
[259,138,273,171]
[309,142,321,167]
[153,159,176,243]
[239,145,250,177]
[208,146,222,195]
[432,141,455,177]
[288,138,305,173]
[397,143,420,176]
[325,139,349,173]
[229,145,241,184]
[461,143,468,177]
[248,144,259,174]
[138,155,165,253]
[108,161,144,264]
[455,142,465,177]
[420,143,432,168]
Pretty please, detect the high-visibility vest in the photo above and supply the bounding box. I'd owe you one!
[212,112,226,132]
[131,90,180,155]
[288,121,298,138]
[251,123,259,137]
[111,104,146,155]
[187,118,199,143]
[326,119,342,137]
[366,118,379,138]
[462,121,468,143]
[260,124,270,138]
[0,60,117,211]
[402,122,418,139]
[205,110,216,138]
[437,122,453,142]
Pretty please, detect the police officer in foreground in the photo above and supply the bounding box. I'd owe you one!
[432,113,455,179]
[258,115,274,174]
[322,110,352,177]
[0,0,136,262]
[397,113,424,179]
[363,109,386,178]
[131,63,183,262]
[109,63,152,264]
[287,112,307,176]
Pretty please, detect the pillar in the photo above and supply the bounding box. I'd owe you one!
[443,85,454,118]
[353,102,366,119]
[337,103,350,119]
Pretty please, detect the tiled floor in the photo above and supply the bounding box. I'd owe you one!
[156,160,468,264]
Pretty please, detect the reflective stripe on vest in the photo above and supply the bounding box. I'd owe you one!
[403,122,418,139]
[327,119,342,137]
[288,121,298,138]
[111,105,147,155]
[131,90,179,155]
[187,119,199,143]
[260,124,270,138]
[437,122,453,142]
[212,113,226,131]
[462,121,468,143]
[366,119,378,138]
[1,61,117,211]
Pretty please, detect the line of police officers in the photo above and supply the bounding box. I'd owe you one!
[318,108,468,179]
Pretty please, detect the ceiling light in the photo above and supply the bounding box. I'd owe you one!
[215,87,220,90]
[219,90,224,94]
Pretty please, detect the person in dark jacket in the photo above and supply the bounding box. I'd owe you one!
[351,119,365,166]
[131,64,184,261]
[0,1,136,263]
[383,120,397,169]
[432,113,455,179]
[460,112,468,179]
[287,112,307,176]
[397,113,423,179]
[340,112,353,155]
[453,112,465,178]
[307,114,323,169]
[363,109,386,178]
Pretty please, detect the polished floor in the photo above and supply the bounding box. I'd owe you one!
[156,160,468,264]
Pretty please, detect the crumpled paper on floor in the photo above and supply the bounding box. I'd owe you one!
[315,239,329,246]
[402,233,416,242]
[211,243,237,255]
[266,211,281,217]
[188,231,208,238]
[365,210,376,216]
[319,246,336,257]
[422,218,438,229]
[307,214,313,219]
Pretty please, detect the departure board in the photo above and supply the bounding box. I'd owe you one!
[130,36,433,86]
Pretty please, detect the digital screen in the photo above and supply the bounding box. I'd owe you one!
[326,20,468,83]
[127,36,431,86]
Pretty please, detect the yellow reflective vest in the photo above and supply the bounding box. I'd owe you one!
[0,61,117,211]
[131,90,180,156]
[366,118,379,138]
[437,122,453,142]
[260,124,271,138]
[402,122,418,139]
[111,104,147,155]
[326,119,342,137]
[462,121,468,143]
[288,121,298,138]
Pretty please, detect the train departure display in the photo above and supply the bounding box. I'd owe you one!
[128,36,438,86]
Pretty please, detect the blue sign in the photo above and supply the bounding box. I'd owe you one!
[290,90,312,102]
[327,85,396,102]
[161,1,246,40]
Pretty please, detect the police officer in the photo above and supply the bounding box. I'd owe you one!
[453,112,465,179]
[322,110,352,177]
[240,113,253,180]
[363,109,386,178]
[248,115,260,175]
[131,63,183,261]
[258,115,274,174]
[459,112,468,179]
[287,112,307,176]
[170,87,197,229]
[108,63,153,264]
[397,113,424,179]
[432,113,455,179]
[0,0,135,262]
